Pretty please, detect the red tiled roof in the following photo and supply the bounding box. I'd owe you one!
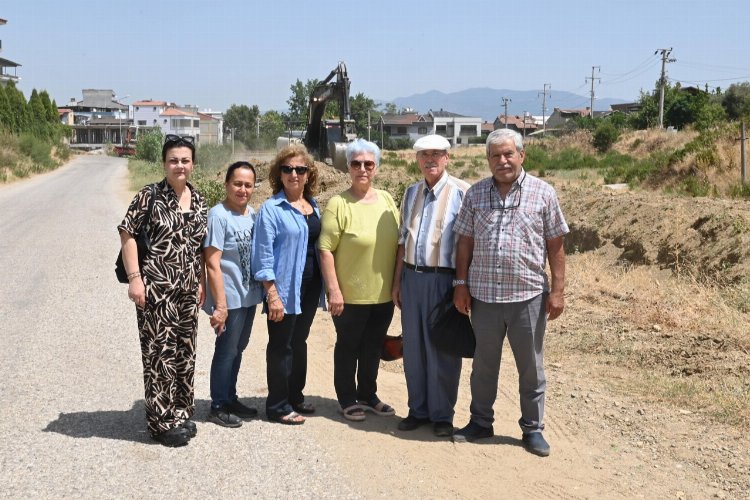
[381,113,421,125]
[198,112,219,121]
[160,108,197,117]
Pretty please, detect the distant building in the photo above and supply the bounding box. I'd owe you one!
[67,89,130,147]
[545,107,591,129]
[493,114,538,136]
[380,109,481,146]
[132,100,169,128]
[198,112,223,145]
[0,18,21,86]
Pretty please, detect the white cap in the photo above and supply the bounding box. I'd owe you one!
[413,134,451,151]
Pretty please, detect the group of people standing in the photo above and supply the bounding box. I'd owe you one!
[118,129,568,458]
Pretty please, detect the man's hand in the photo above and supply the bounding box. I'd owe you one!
[453,285,471,316]
[546,290,564,320]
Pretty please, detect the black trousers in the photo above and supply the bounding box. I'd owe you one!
[265,273,322,417]
[332,301,395,407]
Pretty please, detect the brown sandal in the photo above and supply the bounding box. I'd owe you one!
[339,405,366,422]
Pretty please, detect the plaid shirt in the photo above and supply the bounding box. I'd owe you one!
[454,170,568,303]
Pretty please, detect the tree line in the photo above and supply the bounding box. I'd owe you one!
[0,81,69,141]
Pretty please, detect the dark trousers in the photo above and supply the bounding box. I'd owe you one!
[265,274,321,417]
[210,305,257,408]
[332,302,395,407]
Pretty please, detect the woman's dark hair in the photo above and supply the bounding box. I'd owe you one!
[268,143,319,197]
[225,161,256,183]
[161,135,196,162]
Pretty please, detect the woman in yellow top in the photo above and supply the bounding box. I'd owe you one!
[318,139,400,422]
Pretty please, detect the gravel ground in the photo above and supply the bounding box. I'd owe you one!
[0,155,357,499]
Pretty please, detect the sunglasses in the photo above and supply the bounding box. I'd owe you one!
[349,160,376,171]
[164,134,195,145]
[280,165,309,175]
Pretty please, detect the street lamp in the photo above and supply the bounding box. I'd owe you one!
[115,94,130,146]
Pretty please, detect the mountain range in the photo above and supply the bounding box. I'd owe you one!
[384,87,628,122]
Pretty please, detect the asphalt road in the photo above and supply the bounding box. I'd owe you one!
[0,155,356,498]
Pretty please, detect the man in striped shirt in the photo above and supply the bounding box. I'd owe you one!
[452,129,568,457]
[391,134,470,437]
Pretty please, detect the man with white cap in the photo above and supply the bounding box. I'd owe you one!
[391,134,470,437]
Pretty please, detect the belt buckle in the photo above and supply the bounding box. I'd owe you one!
[413,264,424,273]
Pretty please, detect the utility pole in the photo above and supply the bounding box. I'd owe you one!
[367,109,371,141]
[501,97,512,128]
[522,111,527,139]
[740,122,747,186]
[655,48,676,129]
[256,116,260,138]
[585,66,600,118]
[539,84,551,136]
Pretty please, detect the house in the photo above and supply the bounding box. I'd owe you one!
[0,18,21,86]
[545,107,591,129]
[493,114,538,136]
[610,102,641,114]
[132,100,168,128]
[67,89,130,148]
[58,108,74,126]
[159,107,200,140]
[380,109,482,146]
[198,112,223,145]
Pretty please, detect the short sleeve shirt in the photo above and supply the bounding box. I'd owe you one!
[118,179,207,294]
[318,190,400,304]
[203,202,263,311]
[454,171,568,303]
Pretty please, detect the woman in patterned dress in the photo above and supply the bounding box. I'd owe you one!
[203,161,263,428]
[118,135,207,447]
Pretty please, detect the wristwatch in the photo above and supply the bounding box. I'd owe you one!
[452,279,467,287]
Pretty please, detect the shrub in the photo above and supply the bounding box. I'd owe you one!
[592,122,620,153]
[136,129,163,163]
[193,177,225,208]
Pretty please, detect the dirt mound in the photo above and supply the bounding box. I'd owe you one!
[558,184,750,284]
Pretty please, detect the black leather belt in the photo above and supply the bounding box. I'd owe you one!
[404,262,455,274]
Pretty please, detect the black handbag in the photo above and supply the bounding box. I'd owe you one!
[429,291,476,358]
[115,184,156,283]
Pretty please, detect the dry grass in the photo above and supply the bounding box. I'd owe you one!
[558,251,750,427]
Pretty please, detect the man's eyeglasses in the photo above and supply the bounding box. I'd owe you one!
[164,134,195,145]
[349,160,376,171]
[489,182,523,211]
[280,165,309,175]
[419,150,447,159]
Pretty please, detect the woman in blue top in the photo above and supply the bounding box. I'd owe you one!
[203,162,264,428]
[252,144,324,425]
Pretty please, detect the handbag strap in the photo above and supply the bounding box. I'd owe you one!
[143,183,156,233]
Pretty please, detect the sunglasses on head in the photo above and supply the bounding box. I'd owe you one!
[349,160,376,171]
[280,165,309,175]
[164,134,195,145]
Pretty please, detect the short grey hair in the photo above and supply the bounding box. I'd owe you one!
[345,138,381,165]
[486,129,524,157]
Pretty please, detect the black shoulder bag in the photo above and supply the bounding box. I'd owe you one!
[115,184,156,284]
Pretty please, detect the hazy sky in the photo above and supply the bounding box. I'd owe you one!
[2,0,748,114]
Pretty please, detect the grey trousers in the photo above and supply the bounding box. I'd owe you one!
[400,268,462,423]
[469,293,547,434]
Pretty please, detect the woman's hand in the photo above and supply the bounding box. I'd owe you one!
[197,282,206,308]
[128,276,146,308]
[267,296,285,322]
[210,307,228,336]
[327,288,344,317]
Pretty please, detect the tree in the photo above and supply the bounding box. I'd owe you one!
[286,78,319,128]
[258,110,285,148]
[592,121,620,153]
[349,92,378,139]
[39,91,57,123]
[381,102,398,115]
[223,104,260,148]
[0,84,12,131]
[721,82,750,120]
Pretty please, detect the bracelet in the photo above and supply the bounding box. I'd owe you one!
[127,271,141,281]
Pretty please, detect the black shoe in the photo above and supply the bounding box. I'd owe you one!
[152,427,190,447]
[433,421,454,437]
[226,399,258,419]
[292,402,316,414]
[452,421,494,443]
[209,406,243,428]
[180,419,197,438]
[522,432,550,457]
[398,414,430,431]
